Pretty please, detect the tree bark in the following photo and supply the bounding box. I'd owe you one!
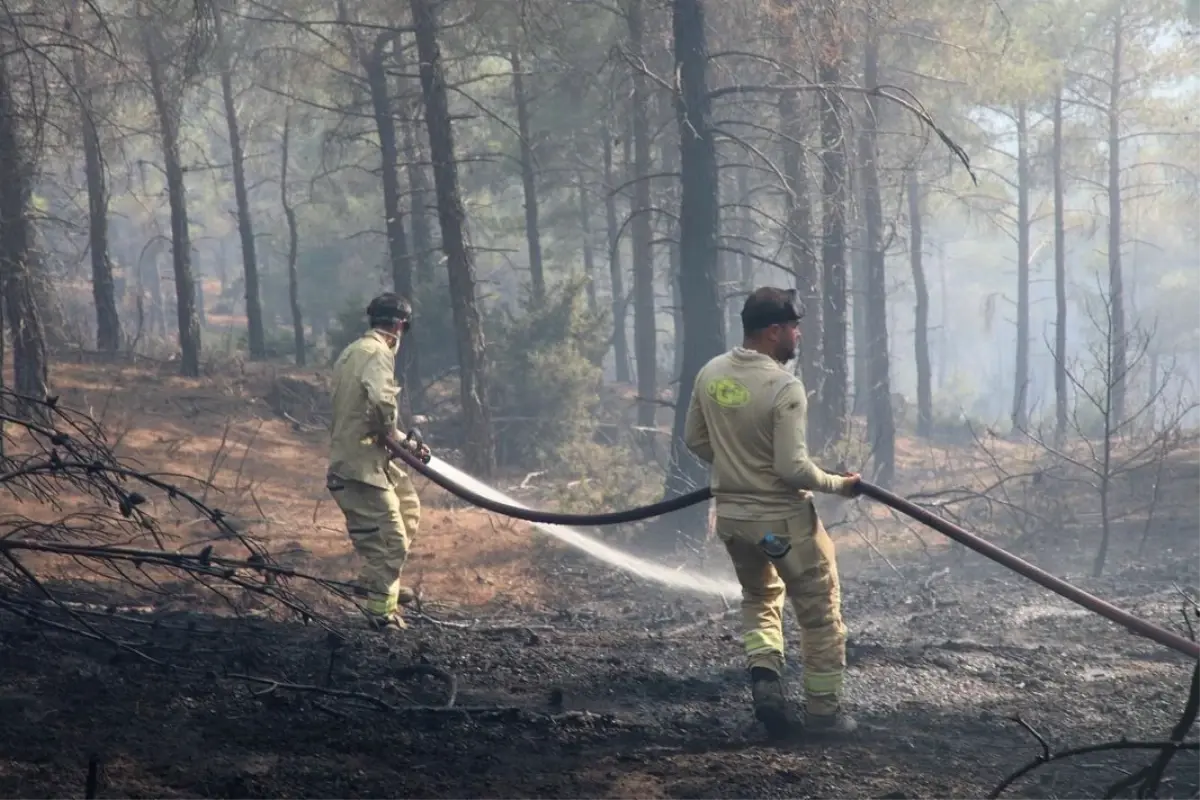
[858,32,894,486]
[577,172,597,311]
[1107,7,1126,428]
[816,1,848,452]
[1011,102,1030,432]
[723,168,743,343]
[403,112,435,286]
[735,166,755,338]
[144,26,201,377]
[213,7,264,360]
[908,170,932,438]
[411,0,495,476]
[280,109,304,366]
[0,58,48,403]
[363,41,416,393]
[664,0,724,508]
[602,123,631,382]
[626,0,658,431]
[851,215,869,416]
[1053,86,1068,445]
[663,134,684,379]
[72,34,120,353]
[510,49,545,304]
[779,89,821,396]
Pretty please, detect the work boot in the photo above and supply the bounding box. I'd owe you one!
[396,585,417,606]
[365,611,408,632]
[804,696,859,737]
[750,667,792,739]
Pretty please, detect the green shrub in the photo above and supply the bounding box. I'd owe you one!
[485,278,609,468]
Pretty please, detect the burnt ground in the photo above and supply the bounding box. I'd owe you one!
[1,360,1197,799]
[0,542,1196,800]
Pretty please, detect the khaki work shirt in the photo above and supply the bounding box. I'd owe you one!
[684,347,853,521]
[328,329,404,489]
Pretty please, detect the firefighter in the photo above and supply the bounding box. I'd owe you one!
[326,292,429,632]
[683,286,861,738]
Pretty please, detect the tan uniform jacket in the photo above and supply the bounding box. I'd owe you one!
[684,347,853,521]
[328,329,403,489]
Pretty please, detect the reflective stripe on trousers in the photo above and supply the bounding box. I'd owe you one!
[327,470,421,617]
[716,501,847,710]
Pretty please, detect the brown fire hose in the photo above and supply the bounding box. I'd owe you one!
[390,433,1199,660]
[856,482,1199,660]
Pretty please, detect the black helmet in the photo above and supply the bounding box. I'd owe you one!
[366,292,412,331]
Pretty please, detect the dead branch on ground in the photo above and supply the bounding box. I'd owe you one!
[989,659,1199,799]
[0,388,485,715]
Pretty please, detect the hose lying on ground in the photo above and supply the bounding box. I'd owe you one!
[390,442,1200,660]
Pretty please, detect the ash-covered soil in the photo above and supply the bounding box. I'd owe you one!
[1,544,1196,800]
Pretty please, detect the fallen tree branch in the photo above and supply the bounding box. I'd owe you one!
[989,661,1200,798]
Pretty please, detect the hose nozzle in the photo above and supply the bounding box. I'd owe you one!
[404,427,432,464]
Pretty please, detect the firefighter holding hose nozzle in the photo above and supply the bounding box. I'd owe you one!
[326,292,429,632]
[684,287,862,740]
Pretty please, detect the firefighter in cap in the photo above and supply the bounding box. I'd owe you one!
[326,292,429,631]
[684,286,861,738]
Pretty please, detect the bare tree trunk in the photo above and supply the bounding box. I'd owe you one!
[144,31,201,377]
[859,32,894,486]
[280,109,304,366]
[663,135,684,379]
[1107,8,1126,428]
[816,1,848,452]
[143,246,167,339]
[213,8,264,360]
[403,112,434,286]
[908,170,932,438]
[0,266,5,416]
[1147,353,1158,432]
[602,123,631,382]
[665,0,724,511]
[851,225,869,416]
[73,37,120,353]
[510,49,545,304]
[577,172,597,311]
[779,88,821,394]
[393,40,435,290]
[627,0,658,431]
[1053,87,1068,445]
[736,166,754,335]
[0,58,48,403]
[411,0,495,476]
[723,168,745,342]
[1012,102,1030,432]
[363,42,417,395]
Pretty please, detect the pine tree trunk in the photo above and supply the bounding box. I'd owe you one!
[411,0,495,475]
[214,8,264,360]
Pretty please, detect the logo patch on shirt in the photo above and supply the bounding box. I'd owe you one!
[706,377,751,408]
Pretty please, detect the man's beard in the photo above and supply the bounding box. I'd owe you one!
[775,343,797,364]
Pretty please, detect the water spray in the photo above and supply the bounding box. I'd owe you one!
[396,428,738,596]
[390,431,1199,660]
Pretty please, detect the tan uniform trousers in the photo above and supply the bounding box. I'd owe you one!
[717,499,847,715]
[326,467,421,617]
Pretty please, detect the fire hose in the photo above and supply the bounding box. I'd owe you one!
[389,431,1200,660]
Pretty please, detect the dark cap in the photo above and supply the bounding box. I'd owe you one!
[366,292,412,329]
[741,287,804,335]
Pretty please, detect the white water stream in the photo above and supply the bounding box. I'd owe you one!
[427,456,741,598]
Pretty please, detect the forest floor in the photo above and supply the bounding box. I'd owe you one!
[1,355,1197,799]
